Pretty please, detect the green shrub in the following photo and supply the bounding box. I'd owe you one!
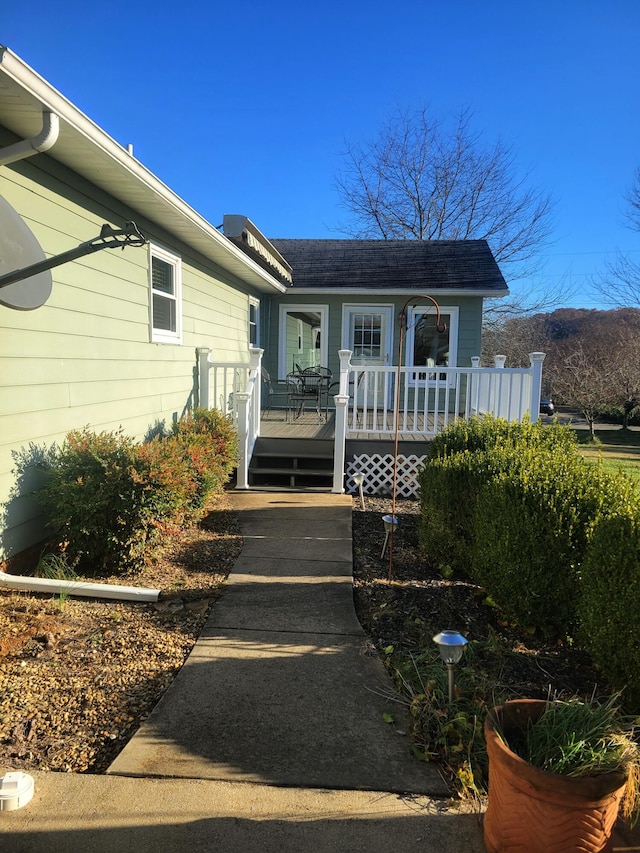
[418,417,578,575]
[36,427,157,573]
[36,411,239,575]
[427,415,577,460]
[420,416,628,639]
[170,407,238,509]
[579,490,640,710]
[135,435,201,528]
[470,446,620,636]
[418,449,506,570]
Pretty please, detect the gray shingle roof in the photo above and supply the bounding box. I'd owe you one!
[269,239,508,293]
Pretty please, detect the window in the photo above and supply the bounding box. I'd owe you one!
[352,312,383,359]
[342,305,393,366]
[278,305,328,378]
[406,306,458,383]
[149,245,182,344]
[249,297,260,347]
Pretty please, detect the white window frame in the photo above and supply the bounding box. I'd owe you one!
[278,304,329,378]
[341,305,394,362]
[405,305,459,385]
[149,244,182,344]
[249,296,260,347]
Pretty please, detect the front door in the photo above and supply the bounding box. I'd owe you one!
[343,306,394,407]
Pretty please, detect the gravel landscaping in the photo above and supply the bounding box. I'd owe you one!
[0,493,600,776]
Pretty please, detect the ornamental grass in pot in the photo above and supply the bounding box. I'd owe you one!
[484,696,640,853]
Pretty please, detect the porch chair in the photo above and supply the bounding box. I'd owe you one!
[286,370,326,423]
[285,372,308,422]
[261,367,287,418]
[303,366,332,421]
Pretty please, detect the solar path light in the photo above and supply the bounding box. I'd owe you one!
[353,471,365,510]
[433,630,468,704]
[380,514,397,559]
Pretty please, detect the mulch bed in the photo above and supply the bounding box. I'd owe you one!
[0,494,601,776]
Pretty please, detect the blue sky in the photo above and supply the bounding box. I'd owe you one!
[3,0,639,309]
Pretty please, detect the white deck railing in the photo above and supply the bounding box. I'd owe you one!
[197,347,545,495]
[348,364,539,433]
[332,350,545,491]
[197,346,262,489]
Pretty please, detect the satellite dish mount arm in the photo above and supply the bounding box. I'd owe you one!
[0,221,147,290]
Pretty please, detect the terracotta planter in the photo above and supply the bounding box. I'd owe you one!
[484,699,627,853]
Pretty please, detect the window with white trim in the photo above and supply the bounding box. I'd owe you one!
[248,297,260,346]
[149,244,182,344]
[406,305,458,383]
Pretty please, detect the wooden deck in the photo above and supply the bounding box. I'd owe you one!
[259,408,441,443]
[259,409,335,439]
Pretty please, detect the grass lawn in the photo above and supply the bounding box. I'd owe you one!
[574,428,640,481]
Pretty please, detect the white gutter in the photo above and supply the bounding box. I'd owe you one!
[0,48,287,294]
[0,573,160,602]
[0,109,59,166]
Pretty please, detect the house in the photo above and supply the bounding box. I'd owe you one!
[0,48,289,560]
[217,228,544,495]
[0,47,544,560]
[265,237,508,384]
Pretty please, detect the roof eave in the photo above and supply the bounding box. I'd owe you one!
[283,287,509,298]
[0,47,287,295]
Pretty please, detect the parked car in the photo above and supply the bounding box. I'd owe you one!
[540,399,555,416]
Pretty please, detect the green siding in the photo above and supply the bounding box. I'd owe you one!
[0,159,257,558]
[261,293,484,384]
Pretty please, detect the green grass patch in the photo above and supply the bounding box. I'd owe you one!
[574,429,640,481]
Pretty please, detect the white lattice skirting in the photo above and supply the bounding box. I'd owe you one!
[346,454,428,499]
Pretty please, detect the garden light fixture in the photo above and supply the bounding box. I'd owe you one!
[433,630,468,703]
[381,514,397,559]
[353,471,365,510]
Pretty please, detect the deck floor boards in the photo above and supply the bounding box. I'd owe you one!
[258,409,444,442]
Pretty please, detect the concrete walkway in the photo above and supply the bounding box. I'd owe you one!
[2,491,486,851]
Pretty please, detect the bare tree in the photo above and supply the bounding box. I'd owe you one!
[610,321,640,428]
[546,337,618,439]
[594,166,640,307]
[482,271,576,340]
[598,250,640,308]
[623,165,640,232]
[335,106,555,279]
[542,308,640,435]
[482,313,549,367]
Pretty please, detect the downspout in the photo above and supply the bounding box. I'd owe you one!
[0,572,160,603]
[0,110,60,166]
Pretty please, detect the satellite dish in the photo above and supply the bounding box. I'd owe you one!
[0,195,52,310]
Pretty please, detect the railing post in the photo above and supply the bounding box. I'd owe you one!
[235,391,250,489]
[332,394,349,494]
[196,347,211,409]
[493,355,506,418]
[332,350,352,494]
[470,356,480,416]
[338,349,352,395]
[249,347,263,438]
[529,352,546,423]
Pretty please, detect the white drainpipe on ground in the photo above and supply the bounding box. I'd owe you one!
[0,573,160,602]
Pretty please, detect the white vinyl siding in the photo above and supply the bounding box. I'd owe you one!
[0,165,251,558]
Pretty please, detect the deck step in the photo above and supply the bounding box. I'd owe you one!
[248,437,333,489]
